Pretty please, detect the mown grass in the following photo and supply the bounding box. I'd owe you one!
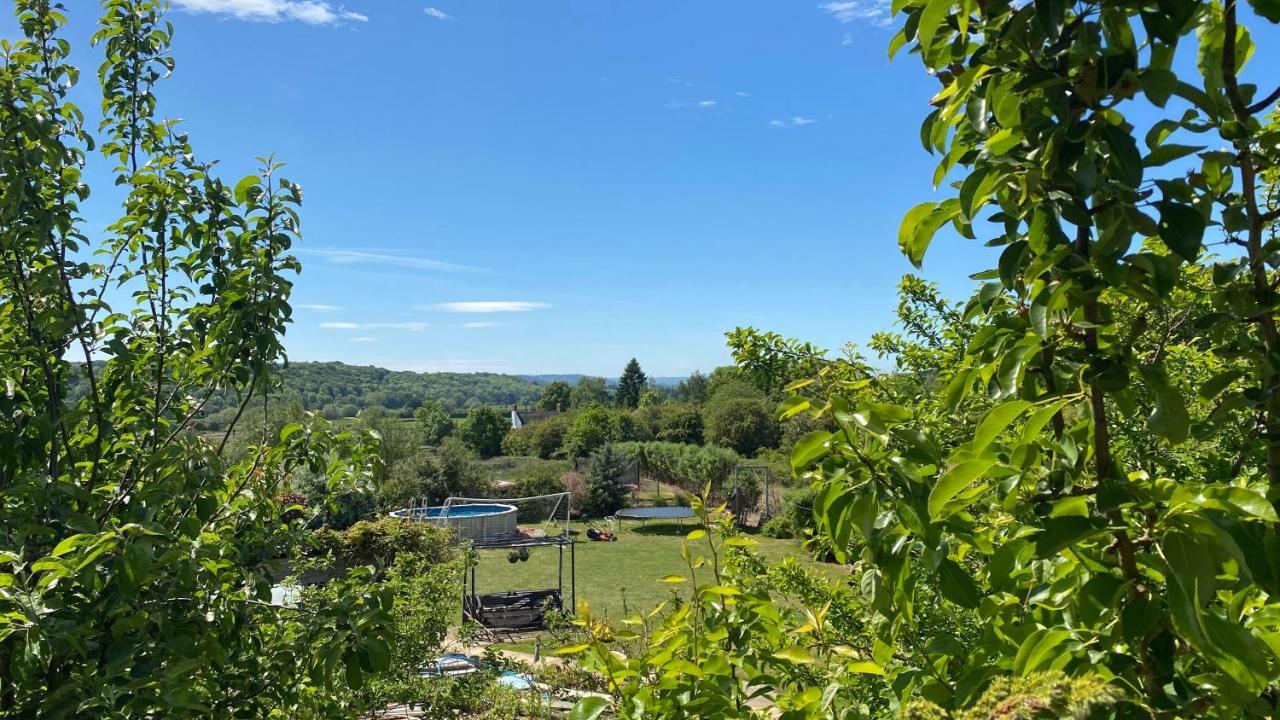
[472,519,839,622]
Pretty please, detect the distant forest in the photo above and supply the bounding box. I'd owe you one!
[67,361,546,430]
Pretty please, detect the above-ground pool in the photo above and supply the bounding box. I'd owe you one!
[390,503,518,542]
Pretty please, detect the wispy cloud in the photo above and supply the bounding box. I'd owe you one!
[172,0,367,24]
[349,336,376,343]
[433,301,551,314]
[424,7,450,20]
[820,0,892,27]
[697,100,718,108]
[842,33,854,45]
[462,321,499,328]
[735,91,751,97]
[320,321,429,331]
[303,249,477,273]
[297,303,341,311]
[770,116,817,128]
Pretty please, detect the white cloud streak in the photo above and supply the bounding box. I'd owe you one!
[297,303,341,311]
[697,99,717,108]
[349,336,376,342]
[424,7,450,19]
[820,0,892,27]
[320,321,429,331]
[304,249,477,273]
[173,0,367,24]
[769,116,818,128]
[433,301,551,314]
[462,321,499,328]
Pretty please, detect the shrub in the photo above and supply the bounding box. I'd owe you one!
[376,439,487,509]
[457,406,508,458]
[704,397,780,455]
[564,405,619,457]
[334,517,457,568]
[581,446,630,517]
[761,514,795,539]
[615,441,741,501]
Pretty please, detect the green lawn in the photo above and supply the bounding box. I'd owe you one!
[472,519,838,621]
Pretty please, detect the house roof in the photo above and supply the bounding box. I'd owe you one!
[515,410,560,424]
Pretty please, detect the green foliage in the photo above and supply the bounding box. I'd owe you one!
[582,445,631,517]
[0,2,391,715]
[567,501,890,719]
[704,396,781,455]
[674,370,710,404]
[538,380,573,411]
[375,440,487,509]
[634,402,705,445]
[616,358,648,409]
[751,0,1280,714]
[413,400,455,445]
[456,406,508,459]
[564,405,622,457]
[571,376,611,409]
[314,517,456,569]
[616,442,741,500]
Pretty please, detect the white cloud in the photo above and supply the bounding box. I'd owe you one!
[462,321,499,328]
[349,336,376,342]
[424,7,450,19]
[320,321,429,331]
[297,303,341,311]
[842,33,854,45]
[697,100,717,108]
[820,0,892,27]
[736,91,751,97]
[769,116,817,128]
[303,248,476,272]
[172,0,368,24]
[433,301,551,314]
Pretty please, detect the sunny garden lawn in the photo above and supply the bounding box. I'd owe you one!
[472,519,840,622]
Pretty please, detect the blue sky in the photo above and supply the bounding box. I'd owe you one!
[45,1,1279,376]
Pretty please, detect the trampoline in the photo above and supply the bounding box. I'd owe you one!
[615,506,696,526]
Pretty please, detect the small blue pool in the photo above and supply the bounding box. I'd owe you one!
[390,502,518,541]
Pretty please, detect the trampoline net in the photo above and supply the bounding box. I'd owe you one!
[444,492,572,540]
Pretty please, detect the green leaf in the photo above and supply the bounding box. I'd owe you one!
[929,459,996,520]
[937,559,983,608]
[1020,399,1071,443]
[1199,369,1245,400]
[1102,125,1143,188]
[899,201,952,268]
[1247,0,1280,22]
[916,0,952,50]
[1157,202,1205,262]
[1141,68,1177,106]
[973,400,1032,453]
[774,646,816,664]
[1140,364,1190,443]
[233,175,260,204]
[1143,144,1205,167]
[1193,486,1280,522]
[1013,628,1071,676]
[568,697,610,720]
[791,430,832,471]
[1033,516,1108,558]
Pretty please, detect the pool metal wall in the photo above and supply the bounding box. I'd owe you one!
[390,504,518,542]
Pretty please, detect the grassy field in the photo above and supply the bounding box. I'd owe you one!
[472,519,839,621]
